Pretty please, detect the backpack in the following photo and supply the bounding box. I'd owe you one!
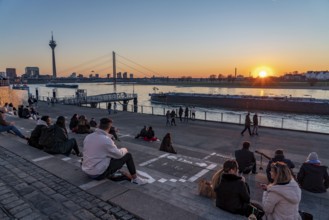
[38,125,55,149]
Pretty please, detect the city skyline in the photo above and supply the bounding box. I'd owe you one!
[1,0,329,78]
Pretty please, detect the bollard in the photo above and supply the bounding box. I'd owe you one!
[205,111,207,121]
[259,116,262,126]
[152,107,154,115]
[221,113,223,122]
[239,114,242,124]
[163,108,165,115]
[141,106,143,114]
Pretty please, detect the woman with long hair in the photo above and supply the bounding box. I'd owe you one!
[262,162,301,220]
[159,133,177,154]
[69,113,79,132]
[44,116,81,156]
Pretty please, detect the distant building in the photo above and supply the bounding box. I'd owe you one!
[6,68,16,78]
[117,72,122,79]
[24,67,40,78]
[123,72,127,79]
[130,73,134,79]
[305,71,329,80]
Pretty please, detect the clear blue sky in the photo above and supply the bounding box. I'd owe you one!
[1,0,328,77]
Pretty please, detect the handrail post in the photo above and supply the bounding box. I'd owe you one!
[163,108,165,115]
[152,107,154,115]
[239,114,242,124]
[141,106,143,114]
[259,116,262,126]
[281,118,284,129]
[306,120,309,131]
[205,111,207,121]
[221,112,223,122]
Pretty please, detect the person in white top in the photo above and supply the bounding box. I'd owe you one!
[82,118,148,185]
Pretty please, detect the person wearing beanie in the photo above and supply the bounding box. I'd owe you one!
[297,152,329,193]
[266,149,295,183]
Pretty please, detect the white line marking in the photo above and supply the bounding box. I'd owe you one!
[158,178,167,183]
[179,179,186,182]
[32,155,54,162]
[139,153,169,166]
[136,170,156,183]
[170,179,177,182]
[187,163,217,182]
[79,179,108,190]
[62,157,71,161]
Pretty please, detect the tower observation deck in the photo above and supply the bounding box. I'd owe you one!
[49,32,57,78]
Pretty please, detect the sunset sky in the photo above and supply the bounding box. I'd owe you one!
[1,0,328,78]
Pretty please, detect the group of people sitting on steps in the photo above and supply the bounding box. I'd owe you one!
[202,141,328,219]
[2,108,149,185]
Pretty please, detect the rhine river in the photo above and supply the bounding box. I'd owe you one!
[25,83,329,133]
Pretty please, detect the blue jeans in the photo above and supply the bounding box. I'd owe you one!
[0,125,25,138]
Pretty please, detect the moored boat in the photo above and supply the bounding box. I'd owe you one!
[12,84,29,90]
[46,83,79,89]
[149,92,329,115]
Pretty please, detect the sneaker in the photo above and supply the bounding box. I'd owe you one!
[131,176,148,185]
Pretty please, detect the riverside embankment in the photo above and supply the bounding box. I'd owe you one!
[0,101,328,219]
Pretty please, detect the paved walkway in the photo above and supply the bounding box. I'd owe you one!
[0,102,328,220]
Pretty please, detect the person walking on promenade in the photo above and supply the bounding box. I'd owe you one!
[159,133,177,154]
[297,152,329,193]
[28,115,51,149]
[0,108,29,140]
[107,102,112,115]
[178,106,183,122]
[241,113,252,136]
[170,109,176,126]
[82,118,148,185]
[266,149,295,183]
[43,116,81,156]
[235,141,257,174]
[165,110,171,126]
[113,102,117,114]
[184,106,189,122]
[252,113,259,136]
[213,159,264,218]
[261,162,301,220]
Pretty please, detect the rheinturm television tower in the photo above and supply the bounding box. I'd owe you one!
[49,32,57,78]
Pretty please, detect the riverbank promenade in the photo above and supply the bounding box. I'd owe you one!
[1,102,328,219]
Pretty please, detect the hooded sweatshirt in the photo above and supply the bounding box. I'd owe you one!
[262,179,301,220]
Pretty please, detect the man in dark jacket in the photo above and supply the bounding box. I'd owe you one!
[135,126,147,139]
[297,152,329,193]
[241,113,252,136]
[214,160,250,216]
[266,149,295,183]
[235,142,257,174]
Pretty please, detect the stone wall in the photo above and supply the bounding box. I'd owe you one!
[0,87,27,108]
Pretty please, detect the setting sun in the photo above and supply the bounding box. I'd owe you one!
[259,71,267,78]
[253,66,274,78]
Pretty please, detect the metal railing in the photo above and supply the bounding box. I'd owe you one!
[118,104,328,134]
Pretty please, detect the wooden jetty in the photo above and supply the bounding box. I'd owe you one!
[59,92,138,112]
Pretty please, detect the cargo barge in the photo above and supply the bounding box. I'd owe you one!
[149,92,329,115]
[46,83,78,89]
